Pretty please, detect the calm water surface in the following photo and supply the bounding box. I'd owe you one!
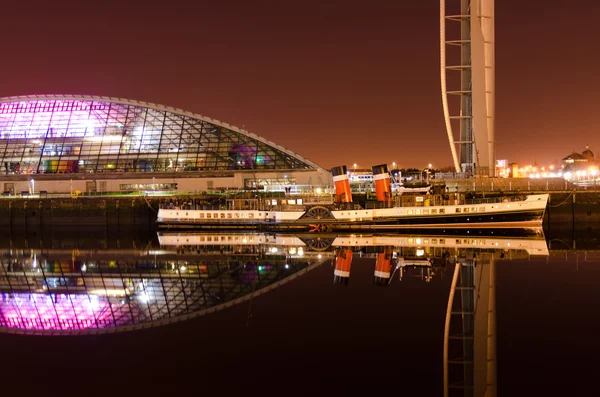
[1,224,599,396]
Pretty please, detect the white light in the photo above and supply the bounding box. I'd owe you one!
[139,292,150,303]
[85,135,122,142]
[284,264,289,269]
[318,254,322,259]
[180,265,187,271]
[315,188,322,194]
[416,249,425,256]
[89,288,129,297]
[270,247,278,253]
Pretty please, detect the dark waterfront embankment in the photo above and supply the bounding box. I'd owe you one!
[0,190,599,231]
[0,196,159,229]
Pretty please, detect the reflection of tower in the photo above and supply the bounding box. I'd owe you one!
[444,253,496,397]
[333,248,353,285]
[441,0,495,176]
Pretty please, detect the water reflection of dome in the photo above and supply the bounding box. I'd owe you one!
[0,245,323,335]
[1,231,548,335]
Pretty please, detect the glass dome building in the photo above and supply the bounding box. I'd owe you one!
[0,95,330,194]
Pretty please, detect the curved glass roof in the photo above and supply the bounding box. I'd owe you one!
[0,95,324,175]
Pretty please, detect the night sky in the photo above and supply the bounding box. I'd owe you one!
[0,0,598,169]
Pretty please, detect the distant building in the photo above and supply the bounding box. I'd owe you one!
[562,145,596,171]
[562,145,598,182]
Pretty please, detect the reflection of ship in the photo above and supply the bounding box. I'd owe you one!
[158,230,548,287]
[157,164,548,230]
[1,230,547,335]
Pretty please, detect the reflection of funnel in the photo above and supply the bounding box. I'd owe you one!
[444,256,497,397]
[333,248,353,285]
[331,165,352,203]
[373,248,393,286]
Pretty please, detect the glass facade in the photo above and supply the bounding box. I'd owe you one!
[0,96,314,175]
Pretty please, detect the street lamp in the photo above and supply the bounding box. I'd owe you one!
[426,164,433,183]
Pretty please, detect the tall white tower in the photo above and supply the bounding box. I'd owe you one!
[441,0,495,176]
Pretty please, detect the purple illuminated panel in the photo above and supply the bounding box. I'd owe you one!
[0,293,124,331]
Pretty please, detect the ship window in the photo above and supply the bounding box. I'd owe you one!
[408,210,414,215]
[235,213,240,218]
[415,209,421,214]
[439,209,445,214]
[471,208,476,212]
[432,239,437,244]
[479,207,485,212]
[431,209,437,214]
[206,213,211,219]
[199,213,204,218]
[227,213,232,218]
[456,208,461,213]
[440,239,445,244]
[464,208,469,213]
[220,213,225,219]
[249,213,254,219]
[423,209,429,214]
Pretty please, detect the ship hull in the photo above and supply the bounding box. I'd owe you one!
[157,194,548,231]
